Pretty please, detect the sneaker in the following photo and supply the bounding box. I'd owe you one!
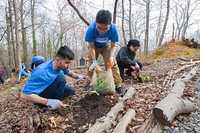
[115,87,124,94]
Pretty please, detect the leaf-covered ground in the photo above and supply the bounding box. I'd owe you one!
[0,56,199,133]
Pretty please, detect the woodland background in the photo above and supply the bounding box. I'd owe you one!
[0,0,200,78]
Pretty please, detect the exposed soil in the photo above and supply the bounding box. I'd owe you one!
[0,56,199,133]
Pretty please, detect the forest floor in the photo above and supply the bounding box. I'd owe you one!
[0,56,199,133]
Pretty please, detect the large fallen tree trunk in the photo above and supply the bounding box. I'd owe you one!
[153,67,199,126]
[86,87,135,133]
[112,109,135,133]
[137,114,163,133]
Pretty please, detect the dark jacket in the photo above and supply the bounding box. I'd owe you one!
[116,46,136,66]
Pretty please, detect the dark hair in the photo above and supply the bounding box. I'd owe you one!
[127,39,140,47]
[96,10,112,25]
[56,46,75,60]
[12,68,16,73]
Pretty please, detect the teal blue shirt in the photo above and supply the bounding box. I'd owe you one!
[85,22,119,47]
[22,59,69,95]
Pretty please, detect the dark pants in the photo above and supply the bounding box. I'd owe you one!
[0,77,4,84]
[39,75,75,100]
[35,60,45,67]
[117,61,143,81]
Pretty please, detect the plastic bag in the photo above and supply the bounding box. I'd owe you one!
[89,68,115,95]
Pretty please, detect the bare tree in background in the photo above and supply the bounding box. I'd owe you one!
[9,0,17,68]
[5,6,13,77]
[180,0,199,40]
[172,0,199,40]
[155,0,163,46]
[113,0,118,24]
[31,0,37,55]
[121,0,127,45]
[20,0,28,68]
[13,0,21,69]
[67,0,90,26]
[144,0,150,55]
[129,0,133,40]
[158,0,170,46]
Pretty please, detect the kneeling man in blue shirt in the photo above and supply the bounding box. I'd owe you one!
[21,46,89,110]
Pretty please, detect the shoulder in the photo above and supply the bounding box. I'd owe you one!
[110,23,118,31]
[87,22,96,31]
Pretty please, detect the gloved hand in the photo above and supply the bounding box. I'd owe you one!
[135,62,140,71]
[107,56,114,68]
[89,60,97,71]
[135,62,140,68]
[78,75,84,79]
[46,99,62,110]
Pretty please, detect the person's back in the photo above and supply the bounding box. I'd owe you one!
[31,55,46,70]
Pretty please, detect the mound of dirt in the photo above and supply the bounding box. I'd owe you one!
[151,39,200,60]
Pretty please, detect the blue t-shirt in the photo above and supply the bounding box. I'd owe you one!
[18,70,27,77]
[31,56,45,64]
[85,22,119,47]
[22,63,26,70]
[22,59,70,95]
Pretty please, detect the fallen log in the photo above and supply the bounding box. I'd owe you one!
[153,67,199,126]
[86,87,135,133]
[112,109,135,133]
[163,64,195,86]
[137,114,163,133]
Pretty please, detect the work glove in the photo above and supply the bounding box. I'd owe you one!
[46,99,62,110]
[135,62,140,68]
[78,75,84,79]
[89,60,97,71]
[107,56,114,68]
[78,75,90,80]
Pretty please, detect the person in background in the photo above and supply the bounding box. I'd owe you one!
[12,68,28,83]
[116,39,143,82]
[20,46,89,110]
[31,55,46,70]
[0,67,5,84]
[22,62,28,72]
[85,9,124,94]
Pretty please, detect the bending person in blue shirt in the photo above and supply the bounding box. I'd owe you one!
[12,68,28,83]
[20,46,89,110]
[21,62,28,72]
[31,55,46,70]
[85,9,124,94]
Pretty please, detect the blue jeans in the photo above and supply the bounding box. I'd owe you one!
[39,75,75,100]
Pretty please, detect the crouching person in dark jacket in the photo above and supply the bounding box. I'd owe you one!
[116,39,143,82]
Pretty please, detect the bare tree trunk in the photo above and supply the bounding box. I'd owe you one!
[144,0,150,55]
[9,0,17,68]
[180,0,198,40]
[129,0,133,40]
[172,23,175,39]
[121,0,127,45]
[31,0,37,55]
[13,0,21,69]
[42,27,46,58]
[155,0,163,46]
[67,0,90,26]
[5,6,13,77]
[113,0,118,24]
[20,0,28,68]
[47,33,53,60]
[158,0,170,46]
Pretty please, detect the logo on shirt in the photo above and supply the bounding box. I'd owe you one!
[95,37,109,43]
